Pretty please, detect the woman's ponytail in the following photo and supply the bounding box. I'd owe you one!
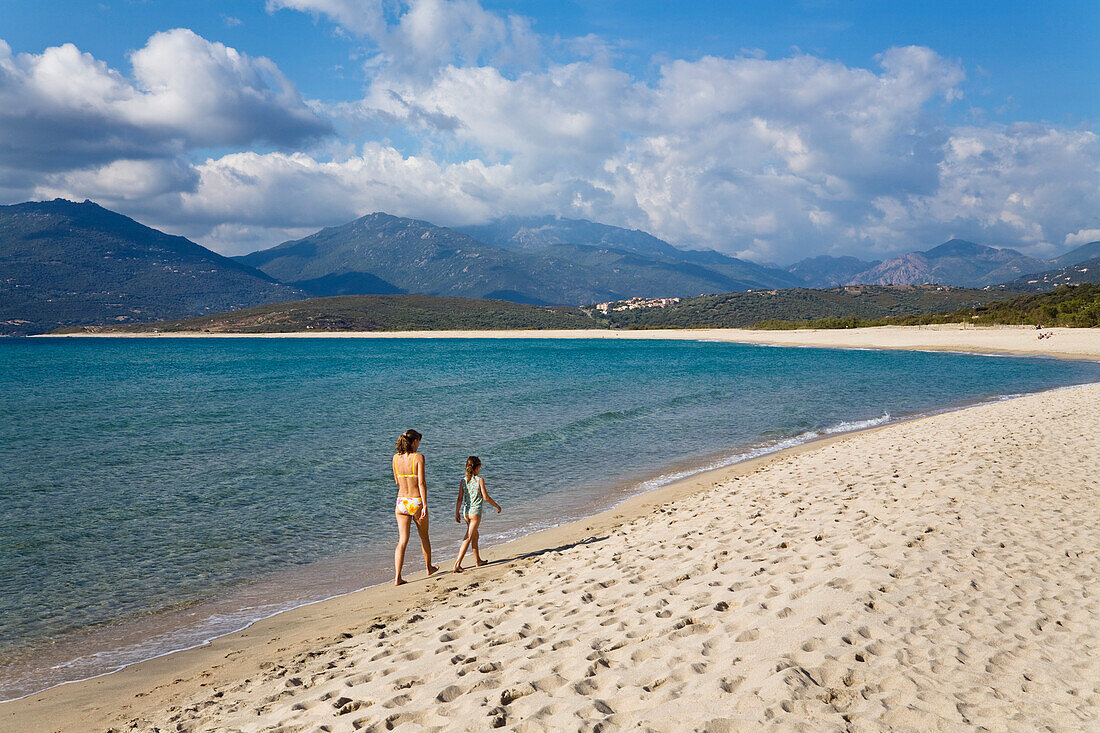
[395,429,422,454]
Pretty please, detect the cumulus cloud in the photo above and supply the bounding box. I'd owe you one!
[1064,229,1100,247]
[267,0,539,77]
[0,30,330,176]
[7,0,1098,263]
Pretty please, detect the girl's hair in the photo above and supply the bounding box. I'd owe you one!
[395,429,422,454]
[465,456,482,481]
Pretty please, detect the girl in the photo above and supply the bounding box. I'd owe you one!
[392,429,437,586]
[453,456,501,573]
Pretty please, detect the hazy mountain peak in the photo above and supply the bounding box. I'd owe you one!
[786,255,882,288]
[1052,240,1100,268]
[924,239,993,257]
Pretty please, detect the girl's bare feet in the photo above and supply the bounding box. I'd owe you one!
[475,559,487,567]
[453,564,463,573]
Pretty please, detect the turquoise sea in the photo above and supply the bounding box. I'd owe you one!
[2,336,1099,700]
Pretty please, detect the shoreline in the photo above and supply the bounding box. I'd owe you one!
[4,380,1100,730]
[0,406,902,705]
[0,374,1085,705]
[0,403,942,729]
[37,324,1100,361]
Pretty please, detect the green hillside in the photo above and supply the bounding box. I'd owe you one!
[750,284,1100,329]
[954,283,1100,327]
[57,284,1098,335]
[1,199,302,335]
[598,285,1018,329]
[55,294,600,333]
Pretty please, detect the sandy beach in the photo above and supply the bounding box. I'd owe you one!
[47,324,1100,361]
[4,365,1098,730]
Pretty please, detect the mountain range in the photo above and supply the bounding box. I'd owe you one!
[3,199,1098,334]
[785,239,1064,289]
[0,199,300,335]
[234,213,802,305]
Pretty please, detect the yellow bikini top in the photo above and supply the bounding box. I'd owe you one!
[395,456,419,479]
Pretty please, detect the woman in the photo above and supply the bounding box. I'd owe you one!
[392,429,437,585]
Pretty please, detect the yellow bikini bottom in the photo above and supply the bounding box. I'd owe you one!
[396,496,423,516]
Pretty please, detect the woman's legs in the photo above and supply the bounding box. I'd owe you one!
[454,514,481,572]
[413,513,438,575]
[394,512,412,586]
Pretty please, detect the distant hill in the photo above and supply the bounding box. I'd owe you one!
[235,212,801,305]
[0,199,302,335]
[786,255,881,288]
[62,285,1030,334]
[750,284,1100,329]
[851,239,1047,288]
[1050,241,1100,268]
[56,294,600,333]
[788,239,1100,290]
[1003,257,1100,292]
[458,215,681,258]
[459,215,802,291]
[598,285,1018,329]
[964,283,1099,327]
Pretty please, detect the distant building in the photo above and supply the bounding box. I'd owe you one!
[594,297,681,313]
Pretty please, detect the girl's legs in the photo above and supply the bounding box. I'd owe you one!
[454,514,482,572]
[413,513,438,575]
[394,512,412,585]
[471,519,485,566]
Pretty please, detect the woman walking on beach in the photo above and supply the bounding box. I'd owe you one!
[453,456,501,573]
[392,429,437,585]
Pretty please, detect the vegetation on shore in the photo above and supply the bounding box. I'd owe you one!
[52,284,1099,335]
[54,294,598,333]
[749,284,1100,329]
[596,285,1018,329]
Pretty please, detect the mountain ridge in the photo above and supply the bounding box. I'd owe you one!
[786,238,1094,289]
[0,199,302,334]
[236,212,802,305]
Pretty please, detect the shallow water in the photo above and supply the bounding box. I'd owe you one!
[2,336,1098,699]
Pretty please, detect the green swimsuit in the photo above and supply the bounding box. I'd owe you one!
[461,476,484,517]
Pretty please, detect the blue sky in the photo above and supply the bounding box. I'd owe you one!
[1,0,1097,259]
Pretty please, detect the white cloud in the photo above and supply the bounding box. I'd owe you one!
[7,0,1098,264]
[267,0,539,77]
[863,124,1100,258]
[1064,229,1100,247]
[0,31,329,175]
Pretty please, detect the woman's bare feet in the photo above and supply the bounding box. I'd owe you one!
[452,564,463,573]
[394,577,407,586]
[426,564,439,576]
[475,559,488,567]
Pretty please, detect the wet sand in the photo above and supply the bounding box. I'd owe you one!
[4,378,1098,731]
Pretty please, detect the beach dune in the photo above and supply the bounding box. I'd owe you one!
[5,381,1098,731]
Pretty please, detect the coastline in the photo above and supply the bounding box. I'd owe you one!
[4,379,1099,730]
[40,324,1100,361]
[1,417,878,729]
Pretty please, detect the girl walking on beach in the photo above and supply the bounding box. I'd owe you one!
[453,456,501,573]
[392,429,438,586]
